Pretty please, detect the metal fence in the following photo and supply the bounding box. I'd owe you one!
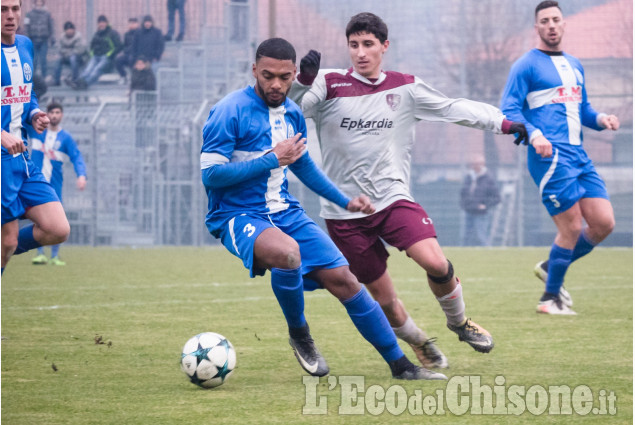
[38,0,632,247]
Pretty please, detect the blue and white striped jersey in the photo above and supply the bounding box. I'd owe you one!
[501,48,603,147]
[201,85,350,237]
[1,35,41,158]
[28,127,87,198]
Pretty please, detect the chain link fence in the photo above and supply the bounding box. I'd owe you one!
[36,0,631,247]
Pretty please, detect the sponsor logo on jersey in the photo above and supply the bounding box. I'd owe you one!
[340,117,393,131]
[551,86,582,104]
[331,82,352,88]
[386,94,401,111]
[1,83,32,105]
[23,63,32,82]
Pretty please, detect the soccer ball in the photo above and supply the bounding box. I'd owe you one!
[180,332,236,388]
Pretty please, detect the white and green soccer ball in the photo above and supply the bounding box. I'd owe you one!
[180,332,236,388]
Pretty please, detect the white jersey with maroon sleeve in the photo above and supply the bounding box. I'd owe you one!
[291,68,506,220]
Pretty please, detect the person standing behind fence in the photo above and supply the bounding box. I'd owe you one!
[132,15,164,74]
[23,0,53,78]
[130,56,156,93]
[28,102,86,266]
[460,154,500,247]
[115,17,139,85]
[501,1,620,315]
[53,21,87,87]
[165,0,186,42]
[70,15,121,90]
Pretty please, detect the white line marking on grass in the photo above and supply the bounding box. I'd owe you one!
[5,281,260,292]
[11,293,332,311]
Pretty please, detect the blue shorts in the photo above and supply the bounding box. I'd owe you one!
[219,206,348,281]
[1,154,60,225]
[528,144,609,216]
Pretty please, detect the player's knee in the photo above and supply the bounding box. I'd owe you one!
[597,216,615,238]
[271,243,301,269]
[2,234,18,255]
[50,221,71,244]
[427,259,454,284]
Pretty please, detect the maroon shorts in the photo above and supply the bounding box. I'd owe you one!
[325,199,437,284]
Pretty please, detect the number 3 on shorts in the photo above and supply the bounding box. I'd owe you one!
[549,194,561,209]
[243,223,256,237]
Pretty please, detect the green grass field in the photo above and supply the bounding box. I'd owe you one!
[1,246,632,424]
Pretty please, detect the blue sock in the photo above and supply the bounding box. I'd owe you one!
[342,288,404,363]
[13,225,41,255]
[51,244,60,258]
[1,268,4,275]
[545,244,573,295]
[37,247,45,256]
[571,230,596,263]
[271,267,306,329]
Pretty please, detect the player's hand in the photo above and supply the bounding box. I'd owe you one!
[297,50,321,86]
[346,194,375,214]
[32,112,50,133]
[600,114,620,131]
[502,119,529,145]
[77,176,87,191]
[531,135,552,158]
[1,130,26,155]
[271,133,307,166]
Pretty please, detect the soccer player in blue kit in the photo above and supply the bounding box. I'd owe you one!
[1,0,70,274]
[501,1,620,315]
[201,37,447,380]
[29,102,87,266]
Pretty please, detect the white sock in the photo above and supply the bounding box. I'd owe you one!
[436,282,466,326]
[392,316,428,345]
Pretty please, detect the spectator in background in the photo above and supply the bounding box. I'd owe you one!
[460,154,501,246]
[115,17,139,85]
[53,21,87,87]
[24,0,54,77]
[70,15,121,90]
[130,56,156,92]
[132,15,164,74]
[165,0,186,42]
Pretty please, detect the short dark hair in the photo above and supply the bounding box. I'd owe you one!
[255,38,296,63]
[535,1,561,18]
[128,17,138,23]
[97,15,108,23]
[346,12,388,43]
[47,101,63,112]
[63,21,74,30]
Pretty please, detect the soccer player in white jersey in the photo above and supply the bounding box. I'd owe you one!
[201,38,446,380]
[291,12,530,364]
[29,102,87,266]
[1,0,70,274]
[501,1,620,315]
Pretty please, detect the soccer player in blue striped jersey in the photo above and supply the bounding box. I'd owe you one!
[501,1,620,315]
[201,38,446,380]
[28,102,87,266]
[1,0,70,274]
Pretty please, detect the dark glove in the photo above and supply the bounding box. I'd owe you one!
[297,50,321,86]
[502,119,529,145]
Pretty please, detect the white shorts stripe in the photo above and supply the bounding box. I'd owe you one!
[228,217,240,255]
[539,148,559,197]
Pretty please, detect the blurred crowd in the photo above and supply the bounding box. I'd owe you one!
[19,0,188,94]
